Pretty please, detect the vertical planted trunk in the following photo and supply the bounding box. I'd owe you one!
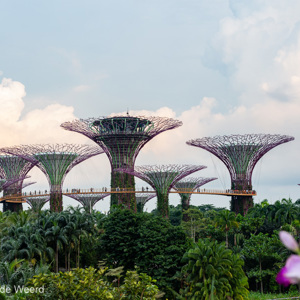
[110,171,136,212]
[157,192,169,218]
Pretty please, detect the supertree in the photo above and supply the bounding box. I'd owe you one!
[0,155,36,212]
[0,144,104,212]
[118,164,207,218]
[26,196,50,213]
[61,114,182,211]
[65,193,109,213]
[187,134,294,214]
[135,193,156,213]
[174,177,217,221]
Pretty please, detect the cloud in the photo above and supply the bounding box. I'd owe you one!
[0,77,82,146]
[73,85,91,93]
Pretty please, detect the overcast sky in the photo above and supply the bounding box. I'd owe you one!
[0,0,299,212]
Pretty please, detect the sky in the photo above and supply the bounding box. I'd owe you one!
[0,0,300,212]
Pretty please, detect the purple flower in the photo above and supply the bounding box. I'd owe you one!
[279,231,299,252]
[276,255,300,286]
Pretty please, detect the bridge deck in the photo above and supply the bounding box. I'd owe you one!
[0,188,256,203]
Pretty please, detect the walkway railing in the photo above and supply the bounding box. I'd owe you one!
[0,188,257,203]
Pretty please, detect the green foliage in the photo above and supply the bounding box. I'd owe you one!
[180,239,249,300]
[100,209,190,297]
[215,210,239,248]
[241,232,287,293]
[26,266,162,299]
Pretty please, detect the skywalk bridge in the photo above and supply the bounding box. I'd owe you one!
[0,188,257,203]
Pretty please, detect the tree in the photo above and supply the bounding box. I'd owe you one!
[241,232,285,294]
[100,209,190,297]
[45,218,68,273]
[215,210,239,248]
[275,198,299,225]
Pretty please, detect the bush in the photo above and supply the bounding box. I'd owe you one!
[180,239,249,300]
[26,266,162,299]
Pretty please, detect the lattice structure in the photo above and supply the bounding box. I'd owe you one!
[61,115,182,211]
[65,193,109,213]
[118,164,206,218]
[0,144,104,212]
[136,193,156,213]
[187,134,294,214]
[26,196,50,213]
[174,177,217,221]
[0,155,36,212]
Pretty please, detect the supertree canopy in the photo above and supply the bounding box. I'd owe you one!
[187,134,294,214]
[26,196,50,213]
[174,177,217,221]
[65,193,109,213]
[0,155,36,212]
[0,144,104,212]
[136,193,156,213]
[61,115,182,211]
[118,164,206,218]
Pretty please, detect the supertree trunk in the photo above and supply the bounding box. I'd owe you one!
[231,195,253,215]
[50,185,63,212]
[136,202,144,213]
[156,191,169,218]
[3,186,23,212]
[181,194,191,222]
[110,170,136,211]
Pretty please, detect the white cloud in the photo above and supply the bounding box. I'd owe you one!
[0,78,82,146]
[73,85,91,93]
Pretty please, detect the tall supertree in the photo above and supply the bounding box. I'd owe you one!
[0,144,104,212]
[26,196,50,213]
[174,177,217,221]
[118,164,206,218]
[65,193,109,213]
[61,115,182,211]
[0,155,36,212]
[187,134,294,214]
[136,193,156,213]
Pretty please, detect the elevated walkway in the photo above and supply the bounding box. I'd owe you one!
[0,188,257,203]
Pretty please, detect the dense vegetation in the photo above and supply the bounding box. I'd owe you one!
[0,198,299,299]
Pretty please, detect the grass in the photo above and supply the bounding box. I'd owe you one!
[249,291,300,300]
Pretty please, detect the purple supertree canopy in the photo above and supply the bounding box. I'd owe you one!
[61,115,182,169]
[0,155,36,189]
[136,193,156,206]
[25,196,50,212]
[174,177,217,194]
[119,165,207,194]
[118,164,206,217]
[0,144,104,190]
[65,193,109,210]
[187,134,294,189]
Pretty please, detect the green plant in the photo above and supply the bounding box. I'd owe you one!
[180,239,249,300]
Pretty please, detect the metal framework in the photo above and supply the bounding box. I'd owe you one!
[187,134,294,214]
[0,155,36,212]
[136,193,156,213]
[0,144,104,212]
[118,164,206,218]
[61,115,182,211]
[26,196,49,213]
[65,193,109,213]
[174,177,217,221]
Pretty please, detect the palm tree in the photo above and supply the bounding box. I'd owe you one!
[45,219,68,273]
[215,210,239,248]
[275,198,299,225]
